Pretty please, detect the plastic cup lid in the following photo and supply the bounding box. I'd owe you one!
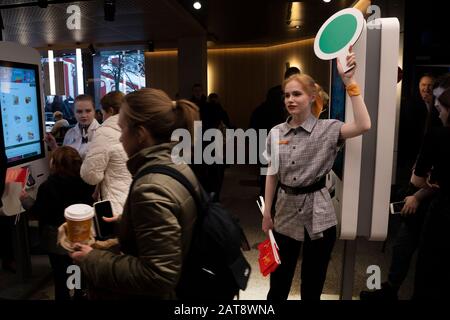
[64,204,94,221]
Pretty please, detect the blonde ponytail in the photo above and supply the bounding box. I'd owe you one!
[312,84,330,118]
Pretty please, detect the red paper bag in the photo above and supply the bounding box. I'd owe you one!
[5,167,29,189]
[258,237,280,276]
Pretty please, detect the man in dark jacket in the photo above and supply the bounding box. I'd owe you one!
[361,74,450,300]
[397,75,436,181]
[190,85,227,201]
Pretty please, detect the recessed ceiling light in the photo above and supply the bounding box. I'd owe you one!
[193,1,202,10]
[323,0,332,3]
[295,25,300,29]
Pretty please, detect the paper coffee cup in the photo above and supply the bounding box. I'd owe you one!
[64,204,94,244]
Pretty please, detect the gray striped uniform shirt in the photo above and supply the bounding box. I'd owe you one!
[265,114,344,241]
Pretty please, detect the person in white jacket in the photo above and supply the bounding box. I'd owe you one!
[45,95,100,160]
[80,91,131,216]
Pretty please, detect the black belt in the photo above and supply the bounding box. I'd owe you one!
[279,176,326,195]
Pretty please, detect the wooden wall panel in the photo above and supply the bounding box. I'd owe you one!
[207,48,268,129]
[267,39,330,95]
[145,51,178,99]
[143,39,330,129]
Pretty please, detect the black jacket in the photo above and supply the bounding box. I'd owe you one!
[0,140,6,208]
[1,113,6,207]
[28,174,94,226]
[398,98,441,166]
[414,126,450,192]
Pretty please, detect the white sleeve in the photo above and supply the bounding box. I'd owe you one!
[80,130,110,186]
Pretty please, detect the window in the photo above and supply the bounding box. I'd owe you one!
[41,54,78,124]
[100,50,145,95]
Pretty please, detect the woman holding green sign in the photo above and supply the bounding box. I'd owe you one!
[262,48,371,300]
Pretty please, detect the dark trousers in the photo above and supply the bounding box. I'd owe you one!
[48,253,87,301]
[48,253,73,301]
[0,216,14,264]
[413,193,450,299]
[267,226,336,301]
[387,205,427,288]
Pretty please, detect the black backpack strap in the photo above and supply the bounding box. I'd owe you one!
[131,165,205,219]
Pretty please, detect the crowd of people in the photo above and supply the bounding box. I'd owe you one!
[360,73,450,300]
[1,50,449,301]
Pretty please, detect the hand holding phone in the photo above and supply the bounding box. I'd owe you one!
[390,201,405,215]
[401,196,419,215]
[93,200,115,240]
[102,215,120,223]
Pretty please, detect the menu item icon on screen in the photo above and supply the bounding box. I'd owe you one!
[28,132,34,140]
[14,115,21,123]
[26,115,33,122]
[25,97,32,104]
[13,95,19,105]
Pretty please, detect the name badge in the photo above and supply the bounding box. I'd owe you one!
[278,140,289,145]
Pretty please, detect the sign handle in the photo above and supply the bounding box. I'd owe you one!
[337,46,355,74]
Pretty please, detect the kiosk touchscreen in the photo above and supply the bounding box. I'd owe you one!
[1,41,49,217]
[0,61,45,168]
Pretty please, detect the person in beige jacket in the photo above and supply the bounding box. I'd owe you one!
[70,88,201,299]
[80,91,131,215]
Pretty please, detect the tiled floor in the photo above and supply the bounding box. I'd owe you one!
[2,165,415,300]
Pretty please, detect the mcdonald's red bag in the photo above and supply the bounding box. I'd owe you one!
[257,231,280,276]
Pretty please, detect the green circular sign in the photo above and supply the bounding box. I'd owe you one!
[319,14,358,54]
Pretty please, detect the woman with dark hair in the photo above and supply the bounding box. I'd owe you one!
[70,88,201,299]
[412,88,450,299]
[20,146,94,300]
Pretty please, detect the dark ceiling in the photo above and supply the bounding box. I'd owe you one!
[179,0,356,45]
[0,0,205,49]
[0,0,357,50]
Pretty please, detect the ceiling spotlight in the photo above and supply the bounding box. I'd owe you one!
[323,0,332,3]
[88,44,97,56]
[104,0,116,21]
[38,0,48,8]
[295,25,300,29]
[193,1,202,10]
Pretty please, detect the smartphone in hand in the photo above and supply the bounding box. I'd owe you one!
[390,201,406,214]
[93,200,115,240]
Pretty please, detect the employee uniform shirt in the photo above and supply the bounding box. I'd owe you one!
[63,119,100,160]
[265,114,344,241]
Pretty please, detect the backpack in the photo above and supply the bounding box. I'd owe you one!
[131,165,251,300]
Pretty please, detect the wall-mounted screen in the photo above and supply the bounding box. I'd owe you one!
[0,61,45,168]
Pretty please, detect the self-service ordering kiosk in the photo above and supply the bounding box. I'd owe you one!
[0,41,50,298]
[327,17,400,298]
